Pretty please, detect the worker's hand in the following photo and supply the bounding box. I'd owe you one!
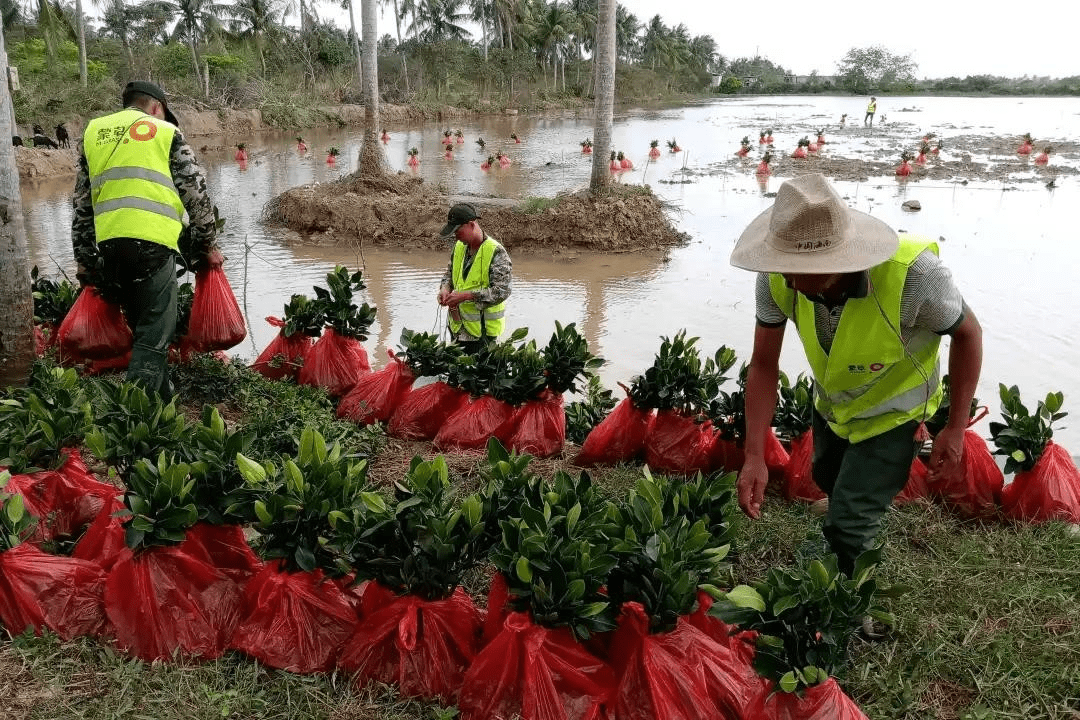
[444,291,473,308]
[205,247,224,269]
[926,426,965,484]
[437,287,451,306]
[737,455,769,520]
[75,260,100,288]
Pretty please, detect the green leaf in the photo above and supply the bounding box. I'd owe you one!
[236,453,267,484]
[254,500,272,525]
[724,585,766,611]
[779,671,798,693]
[5,493,25,523]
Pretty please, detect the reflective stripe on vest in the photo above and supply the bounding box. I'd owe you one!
[867,101,876,113]
[769,235,943,443]
[83,108,183,252]
[448,236,507,339]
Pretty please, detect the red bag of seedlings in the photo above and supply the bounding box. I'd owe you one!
[187,523,261,585]
[0,544,109,640]
[7,450,118,543]
[932,426,1003,518]
[434,395,517,452]
[388,381,470,440]
[784,430,825,503]
[73,498,127,571]
[607,602,757,720]
[1000,441,1080,524]
[506,390,565,458]
[575,393,653,467]
[709,431,787,478]
[894,457,931,505]
[229,561,357,673]
[297,328,371,397]
[56,285,132,362]
[337,350,416,425]
[105,534,243,660]
[340,586,482,703]
[459,611,615,720]
[749,678,868,720]
[84,351,131,375]
[250,317,313,380]
[687,591,759,668]
[644,410,715,476]
[181,265,247,353]
[482,571,512,645]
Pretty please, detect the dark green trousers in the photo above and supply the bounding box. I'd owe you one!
[102,239,177,401]
[812,410,920,576]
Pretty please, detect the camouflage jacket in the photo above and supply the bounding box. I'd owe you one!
[71,118,217,272]
[439,236,513,342]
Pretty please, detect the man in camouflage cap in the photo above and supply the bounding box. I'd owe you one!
[71,81,221,400]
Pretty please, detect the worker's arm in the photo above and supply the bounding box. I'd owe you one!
[70,143,99,284]
[739,321,786,519]
[171,130,219,269]
[927,309,983,482]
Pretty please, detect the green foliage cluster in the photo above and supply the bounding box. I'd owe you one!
[772,372,814,441]
[397,328,463,379]
[988,384,1066,474]
[0,471,37,551]
[30,266,78,327]
[564,373,616,444]
[0,366,93,473]
[628,331,737,415]
[121,453,199,550]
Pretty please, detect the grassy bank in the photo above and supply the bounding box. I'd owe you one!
[1,356,1078,720]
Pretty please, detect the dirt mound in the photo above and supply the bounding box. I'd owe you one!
[268,172,688,253]
[16,146,79,181]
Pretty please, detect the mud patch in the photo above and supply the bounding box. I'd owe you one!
[267,172,689,253]
[15,146,79,182]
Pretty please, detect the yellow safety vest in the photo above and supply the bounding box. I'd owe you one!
[448,236,506,339]
[769,236,943,443]
[867,101,877,113]
[83,108,184,252]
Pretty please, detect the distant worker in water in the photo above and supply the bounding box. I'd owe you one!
[839,113,848,128]
[864,97,877,127]
[436,202,513,354]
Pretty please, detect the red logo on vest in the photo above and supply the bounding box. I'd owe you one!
[870,363,885,372]
[128,120,158,142]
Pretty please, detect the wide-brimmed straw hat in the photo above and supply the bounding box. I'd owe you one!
[730,173,898,273]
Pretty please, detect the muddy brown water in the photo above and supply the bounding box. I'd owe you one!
[20,95,1080,451]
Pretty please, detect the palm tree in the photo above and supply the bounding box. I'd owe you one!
[407,0,470,43]
[358,0,386,174]
[531,1,577,89]
[589,0,614,192]
[0,15,33,388]
[231,0,284,75]
[160,0,233,90]
[613,4,638,64]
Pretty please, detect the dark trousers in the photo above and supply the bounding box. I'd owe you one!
[864,112,874,126]
[101,239,178,401]
[811,410,919,576]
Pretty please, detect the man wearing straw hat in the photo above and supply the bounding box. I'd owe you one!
[730,173,983,582]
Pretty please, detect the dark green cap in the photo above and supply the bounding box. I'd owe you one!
[122,81,179,126]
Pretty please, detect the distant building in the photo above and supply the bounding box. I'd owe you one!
[786,74,840,85]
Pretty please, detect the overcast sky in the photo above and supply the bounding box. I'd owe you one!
[330,0,1077,81]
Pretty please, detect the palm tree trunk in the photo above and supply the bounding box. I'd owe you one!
[188,37,203,90]
[358,0,386,175]
[348,0,363,88]
[590,0,615,193]
[76,0,87,87]
[0,16,34,387]
[123,36,135,74]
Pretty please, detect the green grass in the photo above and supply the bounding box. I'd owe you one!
[519,196,562,214]
[3,356,1079,719]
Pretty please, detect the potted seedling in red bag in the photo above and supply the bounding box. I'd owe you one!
[735,136,752,157]
[765,128,774,144]
[295,136,307,152]
[1017,133,1034,155]
[932,138,943,156]
[498,151,511,168]
[455,129,464,143]
[326,146,339,164]
[648,139,661,158]
[442,129,453,145]
[816,128,826,145]
[916,141,931,165]
[895,150,913,176]
[444,143,454,160]
[791,137,810,159]
[668,138,681,153]
[610,150,620,171]
[759,130,767,145]
[619,151,633,170]
[1035,146,1052,165]
[481,155,494,170]
[510,132,521,143]
[581,137,593,154]
[756,151,772,176]
[921,131,936,144]
[407,147,420,167]
[234,143,247,163]
[380,129,390,142]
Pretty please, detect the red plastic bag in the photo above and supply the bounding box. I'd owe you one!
[6,449,118,543]
[389,381,470,440]
[73,498,127,571]
[575,394,653,467]
[0,544,109,640]
[435,395,517,452]
[607,602,757,720]
[506,390,565,458]
[483,572,512,645]
[459,611,615,720]
[894,458,931,505]
[84,351,131,375]
[297,328,371,397]
[748,678,868,720]
[105,534,243,660]
[250,317,314,381]
[187,523,261,585]
[181,265,247,353]
[932,431,1003,518]
[339,585,482,703]
[687,591,759,668]
[56,285,133,362]
[229,561,357,673]
[784,431,825,503]
[337,350,416,425]
[644,410,715,476]
[1000,441,1080,524]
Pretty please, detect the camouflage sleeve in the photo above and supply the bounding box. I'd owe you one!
[440,257,453,291]
[170,130,217,263]
[473,246,512,306]
[70,142,99,269]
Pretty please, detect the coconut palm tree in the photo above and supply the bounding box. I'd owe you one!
[358,0,386,174]
[159,0,233,91]
[590,0,614,192]
[613,4,638,64]
[0,16,33,387]
[407,0,470,42]
[230,0,285,75]
[530,0,577,90]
